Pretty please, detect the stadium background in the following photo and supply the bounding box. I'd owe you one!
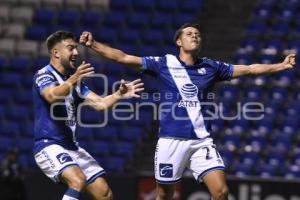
[0,0,300,199]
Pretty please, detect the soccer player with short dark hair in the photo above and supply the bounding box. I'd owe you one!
[80,24,296,200]
[33,31,144,200]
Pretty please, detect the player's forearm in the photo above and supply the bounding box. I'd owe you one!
[248,63,288,76]
[93,91,122,111]
[45,76,77,103]
[91,41,127,63]
[100,91,122,110]
[91,41,143,71]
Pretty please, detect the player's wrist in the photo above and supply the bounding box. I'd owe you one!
[67,75,79,85]
[114,90,123,100]
[275,62,286,71]
[90,40,97,49]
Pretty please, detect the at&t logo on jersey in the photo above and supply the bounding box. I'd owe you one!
[178,84,200,108]
[159,163,173,178]
[181,83,198,98]
[56,153,73,164]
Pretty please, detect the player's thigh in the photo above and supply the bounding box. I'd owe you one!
[34,144,79,183]
[188,144,225,182]
[156,183,176,199]
[71,147,106,184]
[85,177,112,200]
[155,138,190,183]
[202,170,228,197]
[61,165,86,187]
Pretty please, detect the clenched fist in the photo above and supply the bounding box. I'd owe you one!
[80,31,94,47]
[282,53,296,70]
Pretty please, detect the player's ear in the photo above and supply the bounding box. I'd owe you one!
[52,48,60,58]
[176,38,182,47]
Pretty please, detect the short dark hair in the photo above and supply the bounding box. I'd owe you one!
[46,31,76,52]
[173,23,201,43]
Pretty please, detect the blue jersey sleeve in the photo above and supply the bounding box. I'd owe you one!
[214,60,234,81]
[141,56,164,74]
[78,82,91,98]
[34,70,58,95]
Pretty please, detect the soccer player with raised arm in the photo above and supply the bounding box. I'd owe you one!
[80,23,296,200]
[33,31,144,200]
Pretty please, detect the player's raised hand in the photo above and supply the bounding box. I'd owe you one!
[282,53,296,69]
[119,79,144,98]
[72,61,95,80]
[80,31,94,47]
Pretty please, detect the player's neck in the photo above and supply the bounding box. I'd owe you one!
[50,60,68,75]
[179,52,197,66]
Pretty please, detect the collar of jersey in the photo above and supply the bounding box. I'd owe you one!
[176,55,203,68]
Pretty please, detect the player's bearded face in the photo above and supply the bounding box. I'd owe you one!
[180,27,202,51]
[59,39,79,70]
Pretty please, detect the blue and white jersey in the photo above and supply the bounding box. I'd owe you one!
[142,54,233,139]
[32,64,90,154]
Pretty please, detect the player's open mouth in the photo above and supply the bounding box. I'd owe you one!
[70,58,77,63]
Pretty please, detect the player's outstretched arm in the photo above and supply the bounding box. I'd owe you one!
[80,31,143,71]
[232,53,296,78]
[84,79,144,111]
[42,61,94,104]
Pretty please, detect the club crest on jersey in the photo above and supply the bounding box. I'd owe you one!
[181,83,198,98]
[56,153,73,164]
[197,68,206,75]
[159,164,173,178]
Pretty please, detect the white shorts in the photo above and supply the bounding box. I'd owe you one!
[154,137,225,184]
[34,144,105,184]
